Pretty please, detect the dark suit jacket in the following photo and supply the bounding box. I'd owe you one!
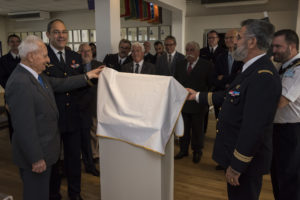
[0,52,20,88]
[121,61,156,75]
[214,52,243,90]
[44,45,85,133]
[198,55,281,175]
[175,57,213,114]
[5,65,88,169]
[144,53,155,64]
[200,46,226,65]
[103,53,132,71]
[156,51,185,76]
[79,60,103,126]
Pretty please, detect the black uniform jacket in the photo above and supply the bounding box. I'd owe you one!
[103,53,132,71]
[44,45,85,133]
[199,55,281,175]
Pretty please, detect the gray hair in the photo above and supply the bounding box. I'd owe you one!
[18,35,43,59]
[241,19,275,51]
[185,41,200,51]
[132,42,145,52]
[78,43,90,53]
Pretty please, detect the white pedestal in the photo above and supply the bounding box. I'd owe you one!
[99,135,174,200]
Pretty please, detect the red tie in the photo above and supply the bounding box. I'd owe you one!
[187,63,193,75]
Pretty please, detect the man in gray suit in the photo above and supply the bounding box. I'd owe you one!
[5,35,102,200]
[156,35,185,76]
[121,42,156,74]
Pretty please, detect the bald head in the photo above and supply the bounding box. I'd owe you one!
[225,29,239,51]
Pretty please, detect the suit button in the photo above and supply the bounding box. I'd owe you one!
[219,107,222,111]
[216,118,219,122]
[47,72,50,75]
[66,92,70,96]
[216,129,219,133]
[230,99,234,103]
[66,103,70,106]
[64,72,67,76]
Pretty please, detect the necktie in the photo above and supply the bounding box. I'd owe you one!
[119,59,122,65]
[38,75,45,88]
[210,48,214,54]
[58,51,65,64]
[187,63,193,75]
[135,63,140,73]
[228,54,233,74]
[168,54,172,64]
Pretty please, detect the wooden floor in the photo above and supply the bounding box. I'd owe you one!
[0,108,274,199]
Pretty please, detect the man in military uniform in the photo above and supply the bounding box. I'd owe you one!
[45,19,88,200]
[271,29,300,200]
[187,19,281,200]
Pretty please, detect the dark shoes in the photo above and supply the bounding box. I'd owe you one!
[174,151,188,160]
[69,195,83,200]
[86,167,100,177]
[192,152,202,164]
[215,164,225,170]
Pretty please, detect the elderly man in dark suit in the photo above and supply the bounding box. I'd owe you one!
[187,19,281,200]
[156,35,185,76]
[78,43,102,176]
[103,39,132,71]
[121,42,156,74]
[5,35,101,200]
[44,19,90,200]
[174,41,213,163]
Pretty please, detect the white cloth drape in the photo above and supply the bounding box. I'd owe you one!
[96,68,187,154]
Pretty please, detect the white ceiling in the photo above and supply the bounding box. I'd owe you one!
[0,0,87,15]
[0,0,297,17]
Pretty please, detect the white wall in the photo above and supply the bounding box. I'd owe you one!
[186,10,297,48]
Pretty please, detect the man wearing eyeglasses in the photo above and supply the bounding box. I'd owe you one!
[45,19,87,200]
[156,35,185,76]
[200,30,226,65]
[103,39,133,71]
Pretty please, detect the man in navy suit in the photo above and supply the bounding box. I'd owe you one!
[156,35,185,76]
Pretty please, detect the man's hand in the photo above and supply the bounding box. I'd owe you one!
[217,75,224,80]
[225,166,241,186]
[86,65,105,79]
[32,159,47,173]
[186,88,197,101]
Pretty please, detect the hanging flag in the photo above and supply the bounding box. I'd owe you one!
[148,4,159,23]
[138,0,143,19]
[125,0,137,20]
[121,0,131,17]
[141,2,151,21]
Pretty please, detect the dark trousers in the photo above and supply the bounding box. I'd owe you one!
[180,112,205,154]
[20,167,51,200]
[271,123,300,200]
[50,130,82,199]
[81,128,96,170]
[227,173,262,200]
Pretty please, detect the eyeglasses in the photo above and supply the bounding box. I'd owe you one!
[208,37,218,40]
[120,46,131,50]
[165,43,175,47]
[51,30,68,35]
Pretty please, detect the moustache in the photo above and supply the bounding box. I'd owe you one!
[186,54,195,59]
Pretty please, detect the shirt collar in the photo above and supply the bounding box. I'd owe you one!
[19,63,39,80]
[50,44,65,55]
[187,57,199,69]
[133,59,144,66]
[242,53,266,72]
[118,55,127,63]
[10,52,19,59]
[169,50,176,57]
[282,53,300,69]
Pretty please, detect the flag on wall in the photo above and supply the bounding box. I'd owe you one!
[120,0,131,17]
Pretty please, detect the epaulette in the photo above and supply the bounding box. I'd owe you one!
[258,70,273,75]
[293,60,300,67]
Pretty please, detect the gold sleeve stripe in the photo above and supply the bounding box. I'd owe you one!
[87,79,94,87]
[233,149,253,163]
[258,70,273,75]
[207,92,213,106]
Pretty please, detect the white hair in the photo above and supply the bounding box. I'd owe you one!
[18,35,43,59]
[132,42,145,52]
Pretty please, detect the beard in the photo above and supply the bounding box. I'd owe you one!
[232,43,248,61]
[273,48,290,63]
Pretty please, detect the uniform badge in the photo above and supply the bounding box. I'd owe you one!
[228,90,240,97]
[70,60,80,69]
[284,68,295,77]
[235,85,240,89]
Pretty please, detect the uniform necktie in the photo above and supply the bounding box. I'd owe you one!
[187,62,193,75]
[135,63,140,73]
[168,54,172,64]
[119,59,122,65]
[38,75,45,88]
[58,51,65,64]
[210,48,214,54]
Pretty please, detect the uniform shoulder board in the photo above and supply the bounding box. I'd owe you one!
[293,61,300,67]
[258,70,273,75]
